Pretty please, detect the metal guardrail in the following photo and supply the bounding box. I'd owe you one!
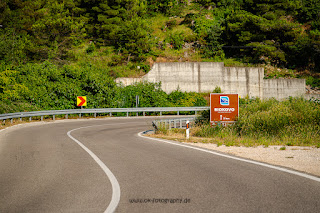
[0,107,209,124]
[152,117,196,131]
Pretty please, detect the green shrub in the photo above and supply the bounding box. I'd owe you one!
[193,123,220,137]
[166,31,185,50]
[165,19,178,30]
[86,43,96,54]
[306,76,320,88]
[167,90,207,107]
[195,110,210,125]
[235,97,320,144]
[192,97,320,146]
[212,86,222,93]
[193,123,237,139]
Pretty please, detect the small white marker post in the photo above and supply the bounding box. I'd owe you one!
[186,120,190,139]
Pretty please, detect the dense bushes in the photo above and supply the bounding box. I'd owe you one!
[193,98,320,146]
[0,62,207,113]
[236,98,320,140]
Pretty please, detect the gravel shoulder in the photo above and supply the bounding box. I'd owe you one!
[182,142,320,177]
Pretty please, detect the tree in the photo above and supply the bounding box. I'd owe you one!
[30,0,87,60]
[222,6,303,66]
[86,0,147,42]
[118,17,154,61]
[146,0,187,16]
[0,28,32,64]
[297,0,320,24]
[0,0,87,62]
[200,21,225,59]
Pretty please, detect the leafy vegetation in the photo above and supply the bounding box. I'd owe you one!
[1,0,320,114]
[191,98,320,146]
[0,62,206,114]
[1,0,319,69]
[156,97,320,147]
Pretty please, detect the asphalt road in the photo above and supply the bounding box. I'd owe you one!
[0,117,320,213]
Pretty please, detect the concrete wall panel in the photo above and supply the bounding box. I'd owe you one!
[263,79,305,100]
[116,62,306,100]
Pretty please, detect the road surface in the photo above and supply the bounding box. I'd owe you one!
[0,117,320,212]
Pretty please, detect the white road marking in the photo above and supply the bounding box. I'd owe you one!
[67,125,121,213]
[138,132,320,183]
[66,121,146,212]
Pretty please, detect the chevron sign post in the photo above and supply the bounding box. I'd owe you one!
[77,96,87,107]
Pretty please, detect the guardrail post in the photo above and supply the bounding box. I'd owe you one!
[53,115,55,121]
[160,111,162,116]
[177,111,179,115]
[2,120,5,124]
[79,113,81,118]
[180,119,182,128]
[136,112,138,117]
[174,120,176,128]
[20,117,22,121]
[109,112,112,117]
[11,119,13,124]
[186,120,190,139]
[41,116,43,121]
[94,113,97,118]
[195,111,197,115]
[29,117,32,122]
[126,112,129,117]
[65,114,68,119]
[143,111,145,116]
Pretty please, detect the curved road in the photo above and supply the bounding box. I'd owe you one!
[0,117,320,213]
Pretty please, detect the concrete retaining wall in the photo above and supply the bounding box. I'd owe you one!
[116,62,306,100]
[264,79,306,100]
[143,62,225,93]
[115,78,142,86]
[222,66,264,99]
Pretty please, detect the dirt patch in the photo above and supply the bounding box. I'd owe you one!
[183,142,320,177]
[147,133,320,177]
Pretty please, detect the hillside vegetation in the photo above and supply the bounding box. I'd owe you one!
[1,0,320,113]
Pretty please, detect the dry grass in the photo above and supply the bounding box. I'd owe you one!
[151,127,274,147]
[152,98,320,148]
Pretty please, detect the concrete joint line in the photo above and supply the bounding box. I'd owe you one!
[138,132,320,183]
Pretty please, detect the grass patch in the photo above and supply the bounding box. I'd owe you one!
[235,97,320,146]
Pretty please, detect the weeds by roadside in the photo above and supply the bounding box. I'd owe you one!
[154,97,320,147]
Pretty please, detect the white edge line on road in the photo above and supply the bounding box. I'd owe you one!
[66,121,146,213]
[138,132,320,183]
[67,125,122,213]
